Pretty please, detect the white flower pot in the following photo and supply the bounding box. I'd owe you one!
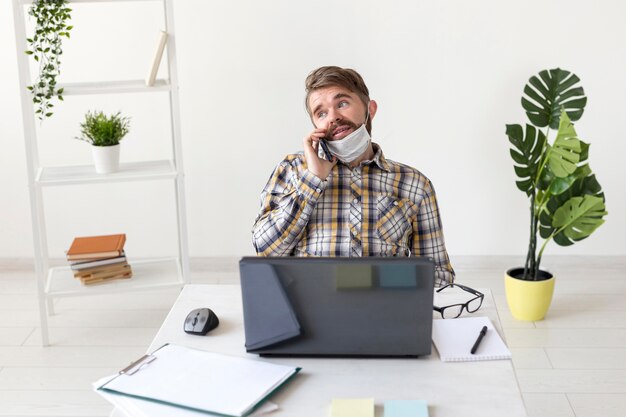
[91,144,120,174]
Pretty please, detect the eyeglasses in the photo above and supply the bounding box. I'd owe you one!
[433,283,484,319]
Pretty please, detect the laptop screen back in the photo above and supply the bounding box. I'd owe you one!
[239,257,435,357]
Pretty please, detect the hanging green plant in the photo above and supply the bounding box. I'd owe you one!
[25,0,73,122]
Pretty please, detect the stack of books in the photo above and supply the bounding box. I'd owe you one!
[66,234,132,285]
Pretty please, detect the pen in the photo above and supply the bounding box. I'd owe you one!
[471,326,488,354]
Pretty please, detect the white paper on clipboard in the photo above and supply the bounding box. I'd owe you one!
[96,344,299,417]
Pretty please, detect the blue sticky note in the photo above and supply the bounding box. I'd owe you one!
[378,265,416,288]
[384,400,429,417]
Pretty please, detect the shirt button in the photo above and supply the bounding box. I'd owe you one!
[393,201,399,206]
[352,198,359,204]
[316,188,321,193]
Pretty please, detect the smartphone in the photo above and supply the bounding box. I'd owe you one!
[318,138,333,161]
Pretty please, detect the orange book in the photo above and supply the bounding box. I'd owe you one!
[67,234,126,260]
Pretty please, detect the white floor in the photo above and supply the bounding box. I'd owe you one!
[0,256,624,417]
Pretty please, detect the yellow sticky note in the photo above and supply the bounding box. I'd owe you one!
[331,398,375,417]
[335,265,373,289]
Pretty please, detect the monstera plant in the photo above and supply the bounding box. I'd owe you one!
[504,68,607,320]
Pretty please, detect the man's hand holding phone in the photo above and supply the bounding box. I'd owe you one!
[303,127,337,180]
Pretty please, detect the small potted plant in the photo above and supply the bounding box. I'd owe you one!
[76,110,130,174]
[504,68,608,321]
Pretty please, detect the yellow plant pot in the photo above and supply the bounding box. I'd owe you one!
[504,268,555,321]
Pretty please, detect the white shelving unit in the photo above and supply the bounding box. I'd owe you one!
[12,0,190,346]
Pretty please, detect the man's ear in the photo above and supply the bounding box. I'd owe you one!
[368,100,378,120]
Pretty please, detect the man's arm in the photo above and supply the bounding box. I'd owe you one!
[252,159,326,256]
[411,182,455,287]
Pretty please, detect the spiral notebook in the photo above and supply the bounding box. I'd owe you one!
[432,316,511,362]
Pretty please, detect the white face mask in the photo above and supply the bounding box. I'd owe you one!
[322,118,371,163]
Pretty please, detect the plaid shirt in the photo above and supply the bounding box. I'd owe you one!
[252,143,455,287]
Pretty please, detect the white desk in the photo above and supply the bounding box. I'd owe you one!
[113,284,527,417]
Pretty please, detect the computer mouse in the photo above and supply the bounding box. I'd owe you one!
[184,308,219,335]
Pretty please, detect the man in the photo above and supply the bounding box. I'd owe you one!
[252,66,454,286]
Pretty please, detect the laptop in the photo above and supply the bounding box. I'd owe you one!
[239,257,435,357]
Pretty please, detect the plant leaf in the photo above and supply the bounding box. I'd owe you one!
[506,123,546,195]
[550,195,607,245]
[522,68,587,129]
[547,110,582,177]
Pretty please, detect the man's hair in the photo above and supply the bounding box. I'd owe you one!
[305,66,370,118]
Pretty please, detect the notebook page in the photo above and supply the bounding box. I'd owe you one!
[432,316,511,362]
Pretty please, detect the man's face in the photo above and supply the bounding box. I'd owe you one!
[308,86,368,141]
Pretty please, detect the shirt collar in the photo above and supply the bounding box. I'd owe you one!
[361,142,390,172]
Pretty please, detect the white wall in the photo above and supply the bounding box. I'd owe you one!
[1,0,625,260]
